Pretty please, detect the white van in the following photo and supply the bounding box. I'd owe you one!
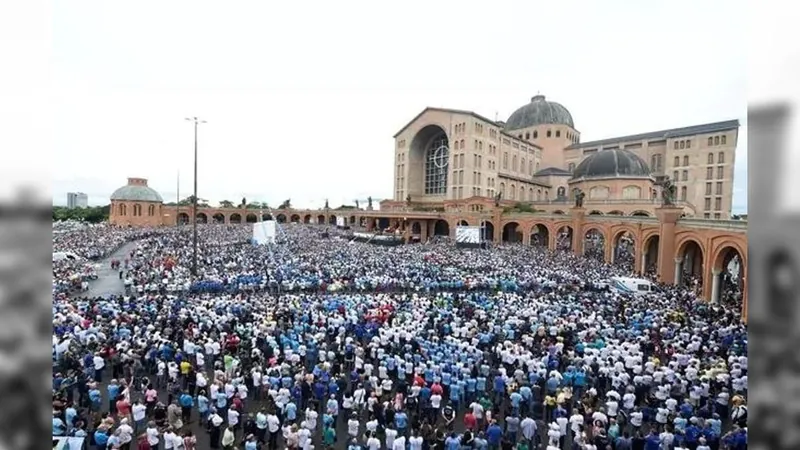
[609,276,654,296]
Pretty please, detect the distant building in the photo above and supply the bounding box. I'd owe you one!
[67,192,89,209]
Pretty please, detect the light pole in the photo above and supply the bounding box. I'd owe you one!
[185,117,206,279]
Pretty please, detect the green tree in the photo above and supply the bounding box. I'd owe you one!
[52,205,110,223]
[178,195,209,207]
[219,200,235,208]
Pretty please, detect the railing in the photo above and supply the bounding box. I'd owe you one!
[677,218,748,231]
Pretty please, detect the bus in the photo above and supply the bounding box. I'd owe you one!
[609,276,654,296]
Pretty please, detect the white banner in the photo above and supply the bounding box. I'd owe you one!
[336,216,346,227]
[253,220,277,244]
[353,232,401,242]
[455,226,481,244]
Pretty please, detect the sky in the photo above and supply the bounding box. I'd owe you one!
[3,0,764,212]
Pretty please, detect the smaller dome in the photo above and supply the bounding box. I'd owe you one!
[110,177,164,202]
[571,149,652,180]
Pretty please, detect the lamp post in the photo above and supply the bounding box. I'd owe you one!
[185,117,206,279]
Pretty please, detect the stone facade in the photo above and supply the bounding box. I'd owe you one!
[392,97,739,219]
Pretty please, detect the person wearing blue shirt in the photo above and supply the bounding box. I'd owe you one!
[644,429,660,450]
[476,376,487,394]
[493,374,505,405]
[445,432,461,450]
[180,391,194,422]
[449,382,462,412]
[52,416,66,436]
[106,381,120,414]
[395,410,409,434]
[197,391,210,421]
[486,421,504,449]
[88,386,102,413]
[284,401,298,422]
[509,390,523,416]
[93,427,109,449]
[466,377,477,404]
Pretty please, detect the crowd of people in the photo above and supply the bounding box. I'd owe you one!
[52,222,748,450]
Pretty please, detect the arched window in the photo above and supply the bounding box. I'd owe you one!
[556,130,561,138]
[133,204,142,216]
[537,189,542,201]
[568,162,576,172]
[718,151,725,163]
[708,137,713,146]
[683,155,689,166]
[424,131,449,195]
[546,130,552,138]
[721,135,727,145]
[148,204,155,216]
[119,203,126,216]
[525,132,530,140]
[530,187,534,200]
[510,184,516,200]
[520,188,526,201]
[499,182,505,196]
[454,140,460,150]
[674,141,679,150]
[535,162,540,172]
[512,155,518,171]
[680,186,687,201]
[674,156,680,167]
[714,136,720,145]
[557,186,566,198]
[707,153,714,164]
[680,141,685,149]
[533,131,538,139]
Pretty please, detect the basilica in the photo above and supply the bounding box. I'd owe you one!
[384,95,740,218]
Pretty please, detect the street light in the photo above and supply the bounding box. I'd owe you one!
[185,117,206,279]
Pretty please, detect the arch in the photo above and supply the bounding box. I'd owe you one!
[133,204,142,216]
[588,210,603,216]
[119,203,127,216]
[502,221,522,243]
[411,222,422,234]
[556,186,566,199]
[349,216,356,224]
[377,218,390,230]
[642,234,660,276]
[148,204,156,216]
[212,213,225,223]
[410,124,449,196]
[177,212,190,225]
[631,211,650,217]
[328,215,337,225]
[676,238,705,289]
[555,225,573,251]
[457,219,469,226]
[290,214,300,223]
[553,210,565,215]
[530,223,550,247]
[712,243,746,307]
[303,214,312,224]
[317,215,326,224]
[261,213,273,221]
[433,219,450,236]
[607,210,624,216]
[483,221,495,242]
[583,228,606,261]
[246,213,258,223]
[612,229,636,270]
[196,212,208,224]
[276,213,287,223]
[229,213,242,224]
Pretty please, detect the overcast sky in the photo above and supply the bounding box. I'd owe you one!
[5,0,772,212]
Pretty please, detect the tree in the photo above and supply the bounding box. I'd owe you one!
[278,199,291,209]
[52,205,110,223]
[178,195,209,207]
[219,200,235,208]
[246,201,265,209]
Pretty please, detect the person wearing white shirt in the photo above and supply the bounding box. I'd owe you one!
[347,416,360,437]
[228,407,240,427]
[385,427,398,450]
[297,426,311,450]
[163,429,179,450]
[569,412,584,435]
[146,422,160,448]
[408,433,424,450]
[132,402,147,433]
[393,435,407,450]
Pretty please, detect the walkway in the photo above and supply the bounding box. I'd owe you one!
[83,241,140,297]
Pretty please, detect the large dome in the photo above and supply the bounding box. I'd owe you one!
[504,94,574,130]
[571,149,652,180]
[110,178,164,202]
